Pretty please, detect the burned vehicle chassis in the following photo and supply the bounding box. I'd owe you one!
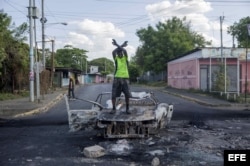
[65,91,173,138]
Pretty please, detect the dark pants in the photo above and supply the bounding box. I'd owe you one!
[112,78,130,110]
[68,88,75,98]
[112,78,131,99]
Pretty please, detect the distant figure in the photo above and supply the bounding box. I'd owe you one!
[110,39,131,114]
[68,76,75,99]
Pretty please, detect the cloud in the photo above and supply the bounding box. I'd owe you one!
[146,0,212,20]
[54,0,232,62]
[73,19,125,37]
[67,32,94,46]
[145,0,233,47]
[61,19,133,60]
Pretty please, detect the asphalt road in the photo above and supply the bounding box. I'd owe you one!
[1,84,250,166]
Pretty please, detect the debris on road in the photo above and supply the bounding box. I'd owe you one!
[83,145,105,158]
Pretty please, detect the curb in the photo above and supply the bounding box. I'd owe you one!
[13,93,65,118]
[162,90,232,107]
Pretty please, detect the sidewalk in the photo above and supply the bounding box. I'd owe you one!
[163,87,250,108]
[0,89,67,118]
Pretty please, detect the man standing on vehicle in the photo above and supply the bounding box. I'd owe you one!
[110,39,131,114]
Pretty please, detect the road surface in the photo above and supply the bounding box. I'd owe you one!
[1,84,250,166]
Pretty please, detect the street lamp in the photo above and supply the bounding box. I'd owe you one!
[47,22,67,26]
[40,20,67,68]
[43,23,67,90]
[39,18,67,97]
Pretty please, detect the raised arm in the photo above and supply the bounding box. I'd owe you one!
[112,39,119,47]
[112,48,118,59]
[122,48,128,57]
[112,39,128,48]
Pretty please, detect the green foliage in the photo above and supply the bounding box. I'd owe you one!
[88,58,114,75]
[128,64,140,83]
[227,16,250,48]
[212,64,230,92]
[0,11,11,75]
[146,81,167,87]
[130,48,144,74]
[0,91,29,101]
[13,23,28,42]
[0,11,29,92]
[135,17,211,74]
[89,58,114,75]
[55,45,88,71]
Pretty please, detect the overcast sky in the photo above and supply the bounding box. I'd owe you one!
[1,0,249,61]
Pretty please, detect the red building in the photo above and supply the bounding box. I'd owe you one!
[167,48,249,94]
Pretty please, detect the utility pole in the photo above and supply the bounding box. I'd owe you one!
[232,35,235,48]
[220,16,224,62]
[51,39,55,89]
[246,36,248,103]
[40,0,47,100]
[245,24,250,102]
[104,58,106,72]
[86,59,87,74]
[28,0,34,102]
[41,0,46,67]
[33,0,40,103]
[220,15,226,94]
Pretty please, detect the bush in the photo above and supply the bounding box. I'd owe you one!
[0,91,29,101]
[147,81,167,87]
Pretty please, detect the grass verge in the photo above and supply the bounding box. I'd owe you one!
[0,91,29,101]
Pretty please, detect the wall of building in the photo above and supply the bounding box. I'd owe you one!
[168,59,198,89]
[240,62,250,93]
[167,48,250,93]
[199,58,239,92]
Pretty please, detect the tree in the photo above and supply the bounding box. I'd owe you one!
[212,64,230,92]
[5,41,29,92]
[0,11,11,77]
[135,17,211,74]
[128,64,140,83]
[0,11,29,92]
[227,17,250,47]
[55,45,88,71]
[89,58,114,75]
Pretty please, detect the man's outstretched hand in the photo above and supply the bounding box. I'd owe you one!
[120,41,128,47]
[112,39,118,46]
[112,39,128,48]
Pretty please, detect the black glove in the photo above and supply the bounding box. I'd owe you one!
[120,41,128,47]
[112,39,118,46]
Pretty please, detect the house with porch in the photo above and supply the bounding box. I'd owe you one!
[51,66,108,87]
[85,65,106,83]
[52,67,82,87]
[167,47,249,94]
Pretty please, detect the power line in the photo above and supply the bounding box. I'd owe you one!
[3,0,27,17]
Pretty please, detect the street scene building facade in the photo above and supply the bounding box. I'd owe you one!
[167,47,249,94]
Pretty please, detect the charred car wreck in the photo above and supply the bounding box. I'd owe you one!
[64,91,173,138]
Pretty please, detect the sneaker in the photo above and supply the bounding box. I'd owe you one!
[110,109,116,114]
